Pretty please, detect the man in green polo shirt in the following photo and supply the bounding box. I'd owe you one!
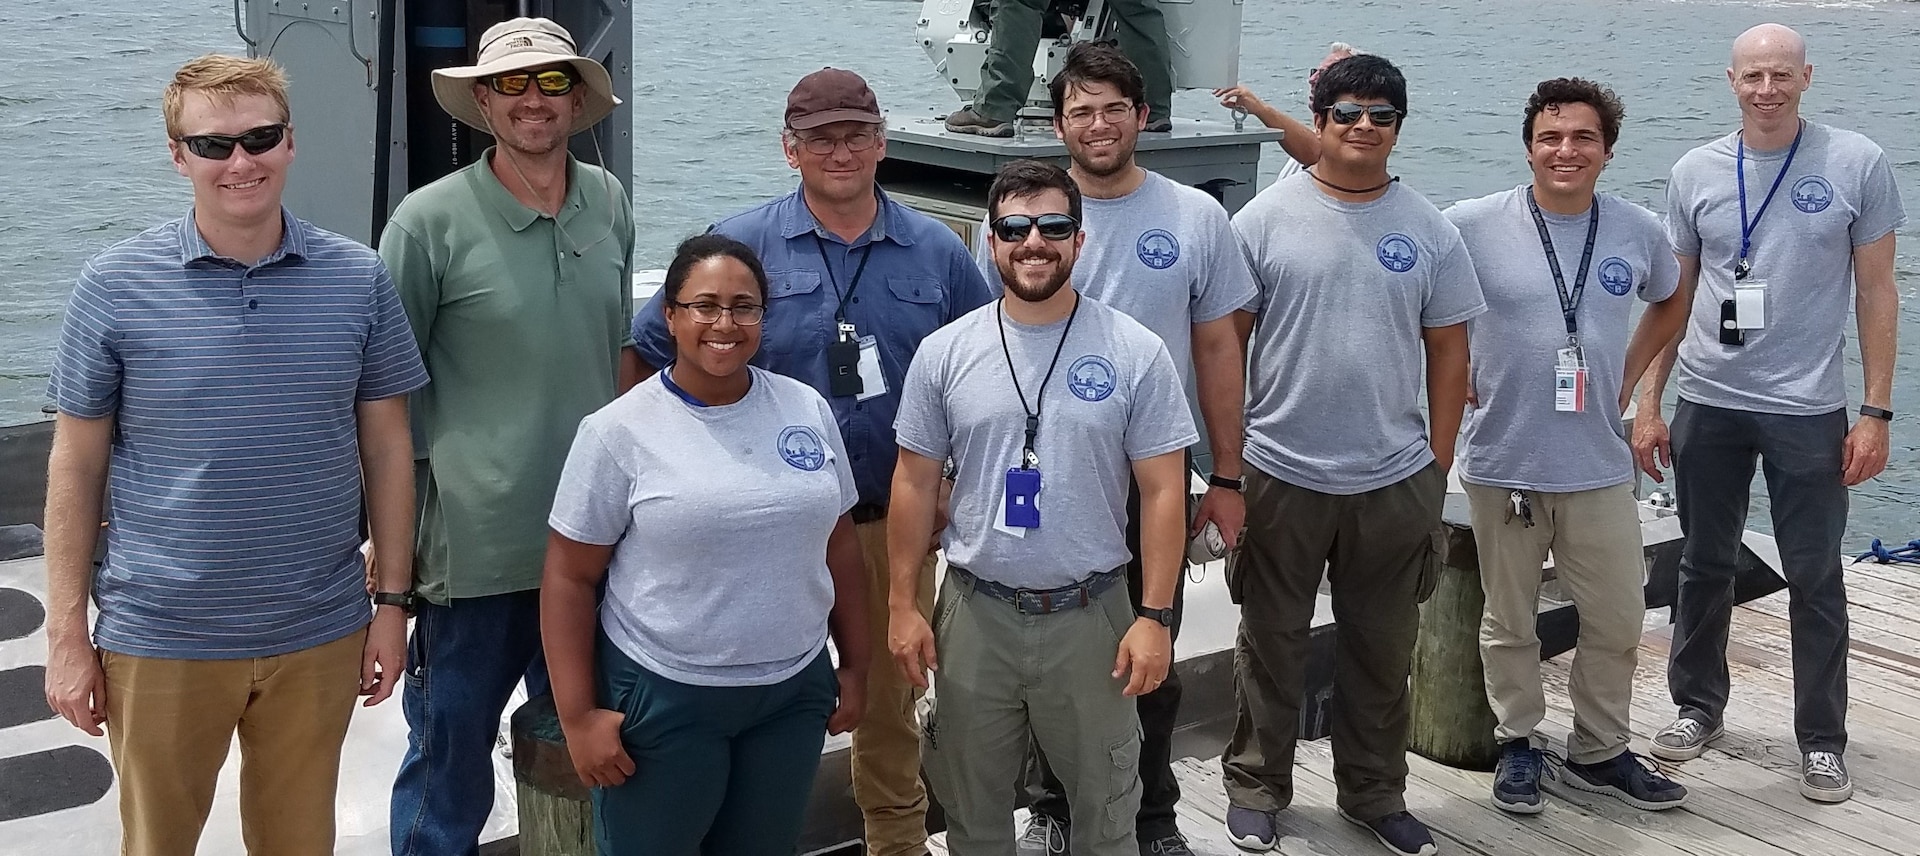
[376,18,639,854]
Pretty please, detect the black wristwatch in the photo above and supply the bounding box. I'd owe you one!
[372,590,418,614]
[1136,605,1175,628]
[1860,405,1893,422]
[1207,474,1245,491]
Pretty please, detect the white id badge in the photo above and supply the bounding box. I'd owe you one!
[855,335,888,401]
[1734,280,1767,330]
[992,489,1031,538]
[1554,347,1588,413]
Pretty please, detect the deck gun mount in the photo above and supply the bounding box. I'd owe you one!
[916,0,1246,121]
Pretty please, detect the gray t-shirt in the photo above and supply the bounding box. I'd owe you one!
[894,296,1198,589]
[548,367,858,687]
[1234,175,1487,495]
[974,170,1259,390]
[1446,187,1681,492]
[1666,121,1906,415]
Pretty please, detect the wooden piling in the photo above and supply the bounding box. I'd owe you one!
[1407,496,1500,771]
[509,694,596,856]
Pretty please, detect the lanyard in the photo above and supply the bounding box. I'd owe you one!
[995,295,1081,470]
[1735,121,1804,280]
[813,234,874,326]
[1525,187,1600,349]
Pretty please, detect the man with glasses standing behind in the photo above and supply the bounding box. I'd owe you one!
[1222,55,1483,856]
[631,67,991,856]
[380,18,639,855]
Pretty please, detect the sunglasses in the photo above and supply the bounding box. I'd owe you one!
[990,213,1079,243]
[176,123,288,160]
[488,69,576,97]
[1325,102,1405,128]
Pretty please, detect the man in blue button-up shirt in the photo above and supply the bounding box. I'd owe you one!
[632,67,990,856]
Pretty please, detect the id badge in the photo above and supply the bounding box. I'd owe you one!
[1554,347,1588,413]
[1734,280,1767,330]
[855,335,888,402]
[826,322,863,398]
[1002,467,1041,530]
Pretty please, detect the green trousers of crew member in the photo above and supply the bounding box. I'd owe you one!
[974,0,1174,124]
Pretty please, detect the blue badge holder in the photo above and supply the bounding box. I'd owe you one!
[1004,468,1041,529]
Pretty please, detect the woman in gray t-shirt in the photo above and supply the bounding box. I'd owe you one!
[541,234,869,854]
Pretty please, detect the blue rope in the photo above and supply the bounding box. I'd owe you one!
[1853,538,1920,565]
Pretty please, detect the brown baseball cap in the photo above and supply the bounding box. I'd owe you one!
[785,68,884,130]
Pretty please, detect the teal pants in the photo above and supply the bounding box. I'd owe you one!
[974,0,1174,123]
[591,640,837,856]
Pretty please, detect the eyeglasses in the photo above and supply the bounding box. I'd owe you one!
[487,69,576,97]
[175,123,288,160]
[1061,102,1138,129]
[669,300,766,326]
[1326,102,1405,128]
[793,131,879,156]
[990,213,1079,243]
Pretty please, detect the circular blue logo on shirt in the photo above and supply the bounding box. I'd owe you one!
[1598,257,1634,296]
[1792,175,1833,213]
[1137,229,1180,270]
[1377,233,1418,273]
[1067,355,1117,402]
[778,426,827,471]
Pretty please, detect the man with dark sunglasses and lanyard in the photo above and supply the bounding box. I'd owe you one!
[1443,78,1690,816]
[1631,23,1904,804]
[890,158,1196,856]
[970,41,1255,856]
[1222,55,1484,856]
[630,68,990,856]
[44,55,426,855]
[377,18,639,855]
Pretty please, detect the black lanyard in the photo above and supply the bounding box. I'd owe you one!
[813,234,874,327]
[1735,121,1804,280]
[1526,188,1600,349]
[996,295,1081,470]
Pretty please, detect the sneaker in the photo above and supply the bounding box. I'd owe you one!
[1558,751,1688,810]
[945,106,1014,138]
[1017,813,1069,855]
[1491,739,1546,814]
[1338,809,1438,856]
[1142,832,1195,855]
[1801,751,1853,803]
[1650,716,1723,761]
[1225,805,1277,852]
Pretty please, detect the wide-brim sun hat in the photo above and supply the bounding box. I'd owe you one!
[430,17,620,136]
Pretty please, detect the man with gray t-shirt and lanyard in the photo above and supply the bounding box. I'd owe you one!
[1221,54,1484,856]
[1631,24,1905,804]
[890,159,1197,856]
[972,42,1256,856]
[1444,78,1690,816]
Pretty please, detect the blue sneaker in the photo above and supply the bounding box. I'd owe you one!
[1492,739,1546,814]
[1338,809,1438,856]
[1225,805,1277,852]
[1560,750,1688,811]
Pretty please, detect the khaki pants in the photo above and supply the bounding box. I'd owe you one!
[101,629,365,856]
[853,521,936,856]
[1464,481,1644,764]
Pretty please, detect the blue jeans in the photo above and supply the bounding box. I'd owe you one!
[391,591,549,856]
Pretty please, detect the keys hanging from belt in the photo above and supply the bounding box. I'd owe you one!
[1507,490,1535,528]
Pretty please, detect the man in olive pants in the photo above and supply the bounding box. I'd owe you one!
[946,0,1175,136]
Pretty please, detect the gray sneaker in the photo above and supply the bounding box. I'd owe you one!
[1801,751,1854,803]
[1017,813,1070,855]
[945,106,1014,138]
[1225,805,1277,852]
[1142,832,1195,855]
[1650,716,1723,761]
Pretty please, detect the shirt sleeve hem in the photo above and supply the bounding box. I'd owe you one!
[1421,304,1487,328]
[1127,434,1199,462]
[546,517,622,547]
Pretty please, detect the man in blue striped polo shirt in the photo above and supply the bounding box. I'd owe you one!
[41,55,428,856]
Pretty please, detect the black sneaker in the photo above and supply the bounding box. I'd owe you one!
[1016,813,1069,855]
[1559,750,1688,811]
[1141,832,1195,855]
[1492,739,1546,814]
[1338,808,1438,856]
[1801,751,1853,803]
[1225,805,1277,852]
[945,106,1014,138]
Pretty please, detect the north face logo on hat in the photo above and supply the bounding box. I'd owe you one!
[504,36,534,49]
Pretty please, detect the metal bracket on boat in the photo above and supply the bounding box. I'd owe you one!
[345,0,374,72]
[233,0,257,50]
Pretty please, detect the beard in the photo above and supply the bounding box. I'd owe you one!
[997,248,1073,303]
[1070,136,1137,178]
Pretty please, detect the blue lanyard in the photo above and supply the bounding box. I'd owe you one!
[1735,121,1804,280]
[659,366,710,407]
[1525,188,1600,349]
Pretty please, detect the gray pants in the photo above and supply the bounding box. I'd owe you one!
[1668,399,1850,754]
[923,571,1143,856]
[1221,464,1445,821]
[973,0,1174,124]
